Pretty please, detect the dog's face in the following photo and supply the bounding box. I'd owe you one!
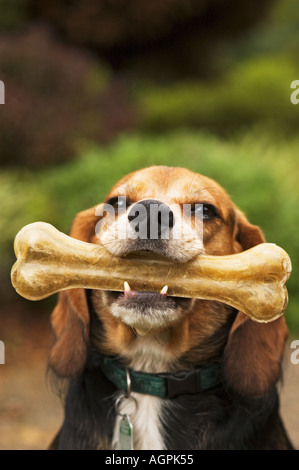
[93,166,241,336]
[98,165,238,260]
[50,165,288,397]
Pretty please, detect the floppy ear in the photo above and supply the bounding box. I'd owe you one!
[224,209,289,396]
[233,209,266,251]
[49,208,100,377]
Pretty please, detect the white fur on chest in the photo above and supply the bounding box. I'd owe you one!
[112,338,172,450]
[112,393,165,450]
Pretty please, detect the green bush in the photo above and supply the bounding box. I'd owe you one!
[2,131,299,331]
[137,54,299,135]
[134,0,299,136]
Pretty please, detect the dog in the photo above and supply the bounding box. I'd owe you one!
[49,165,293,450]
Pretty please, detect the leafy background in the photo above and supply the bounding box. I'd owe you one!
[0,0,299,450]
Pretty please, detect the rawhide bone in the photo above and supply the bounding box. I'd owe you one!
[11,222,292,323]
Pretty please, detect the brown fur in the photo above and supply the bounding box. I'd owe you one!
[49,166,288,399]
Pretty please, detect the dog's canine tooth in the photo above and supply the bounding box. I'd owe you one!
[124,281,131,292]
[160,285,168,295]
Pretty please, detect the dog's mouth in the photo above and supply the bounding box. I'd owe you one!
[106,250,192,334]
[108,282,190,306]
[108,283,189,309]
[108,248,191,309]
[107,285,191,335]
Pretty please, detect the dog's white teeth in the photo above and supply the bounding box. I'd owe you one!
[160,285,168,295]
[124,282,168,295]
[124,281,131,292]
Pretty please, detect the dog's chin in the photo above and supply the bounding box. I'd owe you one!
[106,290,192,335]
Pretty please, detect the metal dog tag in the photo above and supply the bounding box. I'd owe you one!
[118,414,134,450]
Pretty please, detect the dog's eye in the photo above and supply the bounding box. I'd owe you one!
[105,196,131,213]
[189,203,220,221]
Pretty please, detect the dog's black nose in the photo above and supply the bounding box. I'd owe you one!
[128,199,175,239]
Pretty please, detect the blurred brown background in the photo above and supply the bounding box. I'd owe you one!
[1,0,299,449]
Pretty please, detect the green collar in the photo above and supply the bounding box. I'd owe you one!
[100,355,223,399]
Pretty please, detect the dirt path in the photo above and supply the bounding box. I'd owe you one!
[0,303,298,450]
[0,303,62,450]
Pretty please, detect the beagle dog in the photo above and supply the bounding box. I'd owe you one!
[49,166,293,450]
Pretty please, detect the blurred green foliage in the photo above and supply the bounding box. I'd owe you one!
[0,0,298,167]
[135,0,299,135]
[0,0,29,30]
[2,131,299,330]
[137,56,299,135]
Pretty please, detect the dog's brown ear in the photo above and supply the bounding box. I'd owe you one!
[49,289,89,377]
[233,208,265,252]
[224,209,289,396]
[49,208,99,377]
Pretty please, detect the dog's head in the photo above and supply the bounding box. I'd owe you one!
[49,166,288,397]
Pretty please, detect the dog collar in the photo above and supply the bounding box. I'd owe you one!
[100,355,222,399]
